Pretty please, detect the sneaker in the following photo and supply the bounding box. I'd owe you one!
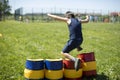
[77,46,83,51]
[74,58,80,71]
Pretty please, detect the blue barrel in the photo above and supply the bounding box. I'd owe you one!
[45,59,63,70]
[44,59,63,80]
[24,59,44,80]
[26,59,44,70]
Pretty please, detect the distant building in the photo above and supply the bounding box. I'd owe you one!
[14,8,23,21]
[118,12,120,16]
[110,12,119,23]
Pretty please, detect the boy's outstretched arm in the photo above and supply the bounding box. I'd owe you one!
[81,15,89,23]
[47,13,68,22]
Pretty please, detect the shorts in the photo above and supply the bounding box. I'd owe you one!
[62,39,82,53]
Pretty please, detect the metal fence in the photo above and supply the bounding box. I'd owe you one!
[8,8,120,23]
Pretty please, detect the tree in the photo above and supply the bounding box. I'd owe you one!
[0,0,11,21]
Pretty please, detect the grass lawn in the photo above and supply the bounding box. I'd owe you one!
[0,21,120,80]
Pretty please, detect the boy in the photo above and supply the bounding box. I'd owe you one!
[47,11,89,71]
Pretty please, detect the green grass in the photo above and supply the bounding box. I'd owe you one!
[0,21,120,80]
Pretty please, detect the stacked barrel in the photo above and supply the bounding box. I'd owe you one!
[77,52,97,77]
[63,59,82,80]
[24,52,97,79]
[44,59,63,80]
[24,59,44,80]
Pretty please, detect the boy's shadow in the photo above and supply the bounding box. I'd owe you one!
[82,73,109,80]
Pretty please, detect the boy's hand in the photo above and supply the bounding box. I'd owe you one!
[86,15,89,18]
[85,15,89,21]
[47,13,51,16]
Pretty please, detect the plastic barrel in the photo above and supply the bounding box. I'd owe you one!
[77,52,97,77]
[63,59,82,80]
[44,59,63,80]
[24,59,44,80]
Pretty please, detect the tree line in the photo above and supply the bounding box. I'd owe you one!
[0,0,11,21]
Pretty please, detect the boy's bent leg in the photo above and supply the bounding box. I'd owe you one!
[61,52,75,61]
[61,52,80,71]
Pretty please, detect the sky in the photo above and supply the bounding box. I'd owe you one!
[9,0,120,14]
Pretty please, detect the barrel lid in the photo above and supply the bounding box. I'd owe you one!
[27,59,44,61]
[45,58,62,61]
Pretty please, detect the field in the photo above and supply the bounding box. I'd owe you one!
[0,21,120,80]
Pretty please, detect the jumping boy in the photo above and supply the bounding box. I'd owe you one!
[47,11,89,71]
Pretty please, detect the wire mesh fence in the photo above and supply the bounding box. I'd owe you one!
[7,8,120,23]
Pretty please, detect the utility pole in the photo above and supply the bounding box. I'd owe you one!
[32,8,34,22]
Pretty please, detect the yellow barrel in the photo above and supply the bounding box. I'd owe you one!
[24,69,44,79]
[64,69,82,78]
[45,70,63,80]
[77,52,97,77]
[24,59,44,80]
[44,59,63,80]
[63,59,82,79]
[82,61,96,71]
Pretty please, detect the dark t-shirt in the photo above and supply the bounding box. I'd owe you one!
[68,18,83,41]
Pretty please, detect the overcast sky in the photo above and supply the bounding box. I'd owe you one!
[9,0,120,14]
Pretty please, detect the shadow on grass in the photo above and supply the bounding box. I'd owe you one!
[82,73,109,80]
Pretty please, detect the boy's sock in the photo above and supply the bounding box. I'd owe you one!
[74,58,80,71]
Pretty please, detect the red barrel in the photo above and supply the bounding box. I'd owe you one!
[77,52,97,77]
[63,59,82,80]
